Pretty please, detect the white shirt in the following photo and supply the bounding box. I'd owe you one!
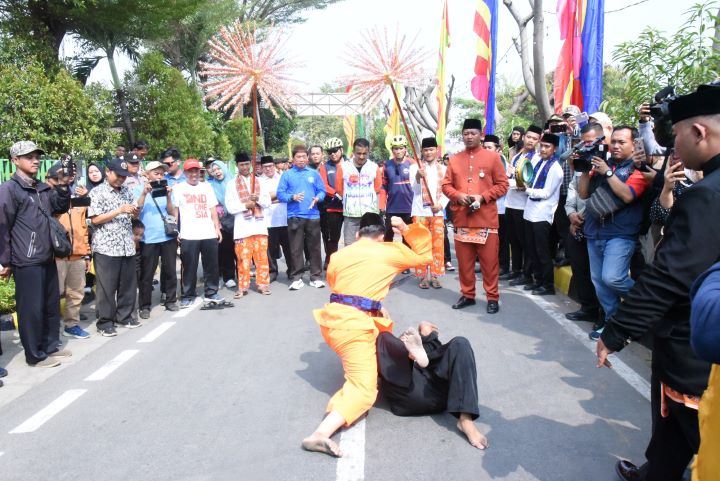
[523,159,564,224]
[505,151,541,210]
[258,173,287,228]
[172,181,218,240]
[409,161,449,217]
[224,175,271,239]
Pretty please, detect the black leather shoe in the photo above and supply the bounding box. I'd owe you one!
[452,297,476,310]
[532,286,556,296]
[523,283,541,291]
[508,276,532,286]
[486,300,499,314]
[565,309,596,322]
[499,271,520,281]
[615,460,642,481]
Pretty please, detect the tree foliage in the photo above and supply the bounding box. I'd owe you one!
[225,118,254,157]
[292,116,344,148]
[236,0,344,25]
[602,1,720,124]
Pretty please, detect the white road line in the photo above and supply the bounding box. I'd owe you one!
[516,289,651,401]
[84,350,139,382]
[137,321,176,343]
[336,417,366,481]
[172,297,202,318]
[9,389,87,434]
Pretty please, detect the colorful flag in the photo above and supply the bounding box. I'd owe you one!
[436,0,451,153]
[554,0,605,113]
[343,115,356,150]
[384,93,401,154]
[470,0,498,134]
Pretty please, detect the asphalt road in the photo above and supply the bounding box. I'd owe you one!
[0,261,653,481]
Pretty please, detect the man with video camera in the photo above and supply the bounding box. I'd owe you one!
[578,126,650,341]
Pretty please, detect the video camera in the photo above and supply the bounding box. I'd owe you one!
[648,86,677,148]
[60,154,76,178]
[150,179,168,198]
[572,136,607,172]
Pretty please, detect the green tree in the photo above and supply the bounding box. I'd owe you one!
[369,115,389,162]
[126,52,217,159]
[293,116,345,148]
[225,118,254,157]
[236,0,345,25]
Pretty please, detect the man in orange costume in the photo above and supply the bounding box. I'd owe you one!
[302,213,432,457]
[442,118,509,314]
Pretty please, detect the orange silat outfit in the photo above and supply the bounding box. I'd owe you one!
[313,223,432,426]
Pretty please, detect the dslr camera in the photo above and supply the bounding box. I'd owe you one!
[150,179,168,198]
[648,86,677,148]
[572,136,607,172]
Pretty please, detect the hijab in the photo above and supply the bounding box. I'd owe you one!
[86,162,106,191]
[207,160,232,207]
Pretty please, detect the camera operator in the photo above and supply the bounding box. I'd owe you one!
[0,141,71,368]
[578,126,650,341]
[46,160,92,340]
[596,84,720,481]
[134,161,178,318]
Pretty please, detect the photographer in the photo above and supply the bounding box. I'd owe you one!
[597,85,720,481]
[0,141,71,368]
[46,160,92,340]
[578,126,650,341]
[134,161,178,318]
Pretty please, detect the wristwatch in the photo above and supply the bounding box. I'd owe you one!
[605,170,614,178]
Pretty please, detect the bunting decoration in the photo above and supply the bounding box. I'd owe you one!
[470,0,499,134]
[436,0,451,153]
[554,0,605,113]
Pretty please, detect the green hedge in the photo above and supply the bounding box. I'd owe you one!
[0,277,15,315]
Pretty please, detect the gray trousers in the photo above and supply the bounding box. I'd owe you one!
[343,216,361,247]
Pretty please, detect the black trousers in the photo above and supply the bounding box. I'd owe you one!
[139,239,177,310]
[528,220,554,288]
[551,194,569,259]
[498,213,510,272]
[180,238,219,299]
[14,262,61,364]
[376,332,479,419]
[268,226,292,281]
[565,233,600,312]
[384,212,413,243]
[443,221,452,263]
[320,211,344,266]
[94,253,137,330]
[218,228,237,283]
[287,217,322,281]
[506,207,532,277]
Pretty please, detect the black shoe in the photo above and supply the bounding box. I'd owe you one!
[452,297,476,310]
[79,313,88,321]
[98,326,117,337]
[565,309,597,322]
[508,276,532,286]
[165,303,179,312]
[0,367,7,378]
[499,271,520,281]
[523,283,541,291]
[117,319,142,329]
[486,300,499,314]
[531,286,555,296]
[139,309,151,319]
[554,258,571,267]
[615,460,642,481]
[82,291,95,305]
[498,268,509,277]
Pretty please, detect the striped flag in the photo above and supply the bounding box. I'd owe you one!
[343,115,356,149]
[470,0,499,134]
[436,0,451,153]
[554,0,605,113]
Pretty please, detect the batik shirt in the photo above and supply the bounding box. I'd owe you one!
[88,181,136,257]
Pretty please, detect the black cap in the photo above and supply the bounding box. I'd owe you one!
[669,84,720,124]
[235,152,250,164]
[107,157,131,176]
[46,162,63,179]
[123,153,141,163]
[421,137,438,149]
[526,125,543,135]
[204,156,216,165]
[512,126,526,134]
[260,155,274,165]
[484,134,500,145]
[462,118,483,131]
[540,133,560,147]
[359,212,385,229]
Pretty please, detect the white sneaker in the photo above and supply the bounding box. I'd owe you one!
[309,280,325,289]
[225,279,237,288]
[289,279,305,290]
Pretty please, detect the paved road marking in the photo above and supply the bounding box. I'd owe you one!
[137,322,176,343]
[172,298,202,318]
[9,389,87,434]
[84,350,139,382]
[336,417,366,481]
[517,289,652,401]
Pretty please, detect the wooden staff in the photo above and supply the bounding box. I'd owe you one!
[251,84,258,192]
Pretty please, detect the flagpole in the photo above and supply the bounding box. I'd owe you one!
[251,84,258,191]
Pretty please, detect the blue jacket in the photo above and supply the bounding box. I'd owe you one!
[690,261,720,364]
[277,166,326,219]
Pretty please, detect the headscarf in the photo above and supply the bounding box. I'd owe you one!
[207,160,232,207]
[86,162,106,191]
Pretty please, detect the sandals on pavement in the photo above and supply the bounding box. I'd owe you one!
[418,279,430,289]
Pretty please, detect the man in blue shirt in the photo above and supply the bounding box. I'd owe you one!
[277,145,327,290]
[383,135,415,242]
[161,148,186,186]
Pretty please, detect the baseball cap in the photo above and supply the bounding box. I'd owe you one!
[107,157,131,177]
[145,161,167,172]
[562,105,581,117]
[123,153,141,163]
[183,158,202,171]
[10,141,45,158]
[547,114,563,123]
[589,112,613,128]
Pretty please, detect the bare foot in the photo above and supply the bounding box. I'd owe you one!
[457,419,489,450]
[302,433,343,457]
[399,327,429,368]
